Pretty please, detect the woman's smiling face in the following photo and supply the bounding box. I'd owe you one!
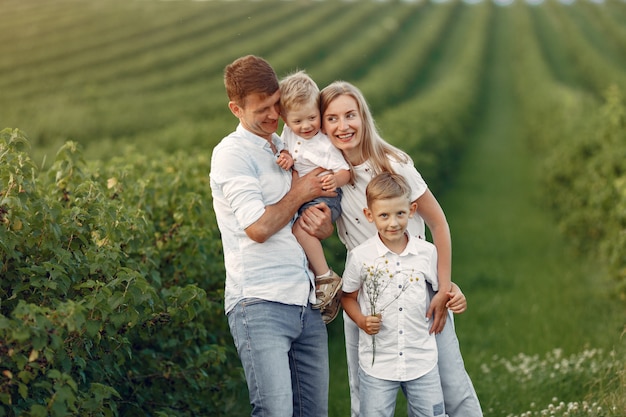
[322,94,363,164]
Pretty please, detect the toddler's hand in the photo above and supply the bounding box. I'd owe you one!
[321,173,337,191]
[276,151,293,170]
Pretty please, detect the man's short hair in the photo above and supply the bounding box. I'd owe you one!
[224,55,279,106]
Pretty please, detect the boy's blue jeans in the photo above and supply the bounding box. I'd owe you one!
[359,366,445,417]
[228,299,329,417]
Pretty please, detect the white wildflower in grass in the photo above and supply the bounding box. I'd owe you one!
[359,255,417,365]
[480,347,624,417]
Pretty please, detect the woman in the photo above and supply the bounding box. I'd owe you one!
[299,81,482,417]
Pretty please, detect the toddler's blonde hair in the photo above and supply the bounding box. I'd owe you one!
[279,70,320,116]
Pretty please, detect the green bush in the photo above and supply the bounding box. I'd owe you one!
[0,128,247,416]
[508,3,626,304]
[540,86,626,301]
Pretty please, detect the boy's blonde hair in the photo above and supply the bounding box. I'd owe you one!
[366,172,411,208]
[279,70,320,116]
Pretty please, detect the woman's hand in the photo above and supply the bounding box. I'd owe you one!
[426,291,448,334]
[446,282,467,314]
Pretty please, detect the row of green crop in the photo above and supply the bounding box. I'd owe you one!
[2,1,431,163]
[4,0,624,169]
[91,0,428,158]
[285,1,433,87]
[1,1,327,102]
[540,1,626,96]
[0,4,199,89]
[510,3,626,300]
[355,0,459,114]
[0,128,249,416]
[376,0,491,193]
[0,1,271,84]
[574,1,626,65]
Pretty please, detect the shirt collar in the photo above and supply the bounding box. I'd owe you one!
[236,123,285,153]
[374,231,420,257]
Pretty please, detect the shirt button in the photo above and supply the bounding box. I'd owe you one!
[399,307,403,311]
[399,352,403,356]
[399,330,403,335]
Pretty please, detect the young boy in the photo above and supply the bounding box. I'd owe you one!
[341,172,446,417]
[277,70,350,324]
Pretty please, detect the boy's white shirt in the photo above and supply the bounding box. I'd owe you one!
[281,125,349,177]
[342,232,439,382]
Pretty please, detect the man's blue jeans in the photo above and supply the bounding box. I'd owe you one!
[228,299,329,417]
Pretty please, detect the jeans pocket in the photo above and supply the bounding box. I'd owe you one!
[240,297,265,307]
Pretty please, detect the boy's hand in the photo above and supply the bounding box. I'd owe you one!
[361,314,382,335]
[276,151,293,170]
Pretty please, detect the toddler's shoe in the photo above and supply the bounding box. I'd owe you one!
[321,290,342,325]
[313,270,342,309]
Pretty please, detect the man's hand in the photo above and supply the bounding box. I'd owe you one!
[298,203,334,240]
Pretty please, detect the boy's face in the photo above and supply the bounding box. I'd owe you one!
[283,102,321,140]
[229,90,281,141]
[364,196,417,249]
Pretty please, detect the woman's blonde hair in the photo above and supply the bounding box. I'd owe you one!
[319,81,411,177]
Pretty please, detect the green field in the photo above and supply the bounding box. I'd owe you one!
[1,0,625,416]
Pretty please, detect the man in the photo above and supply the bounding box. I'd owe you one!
[210,55,334,417]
